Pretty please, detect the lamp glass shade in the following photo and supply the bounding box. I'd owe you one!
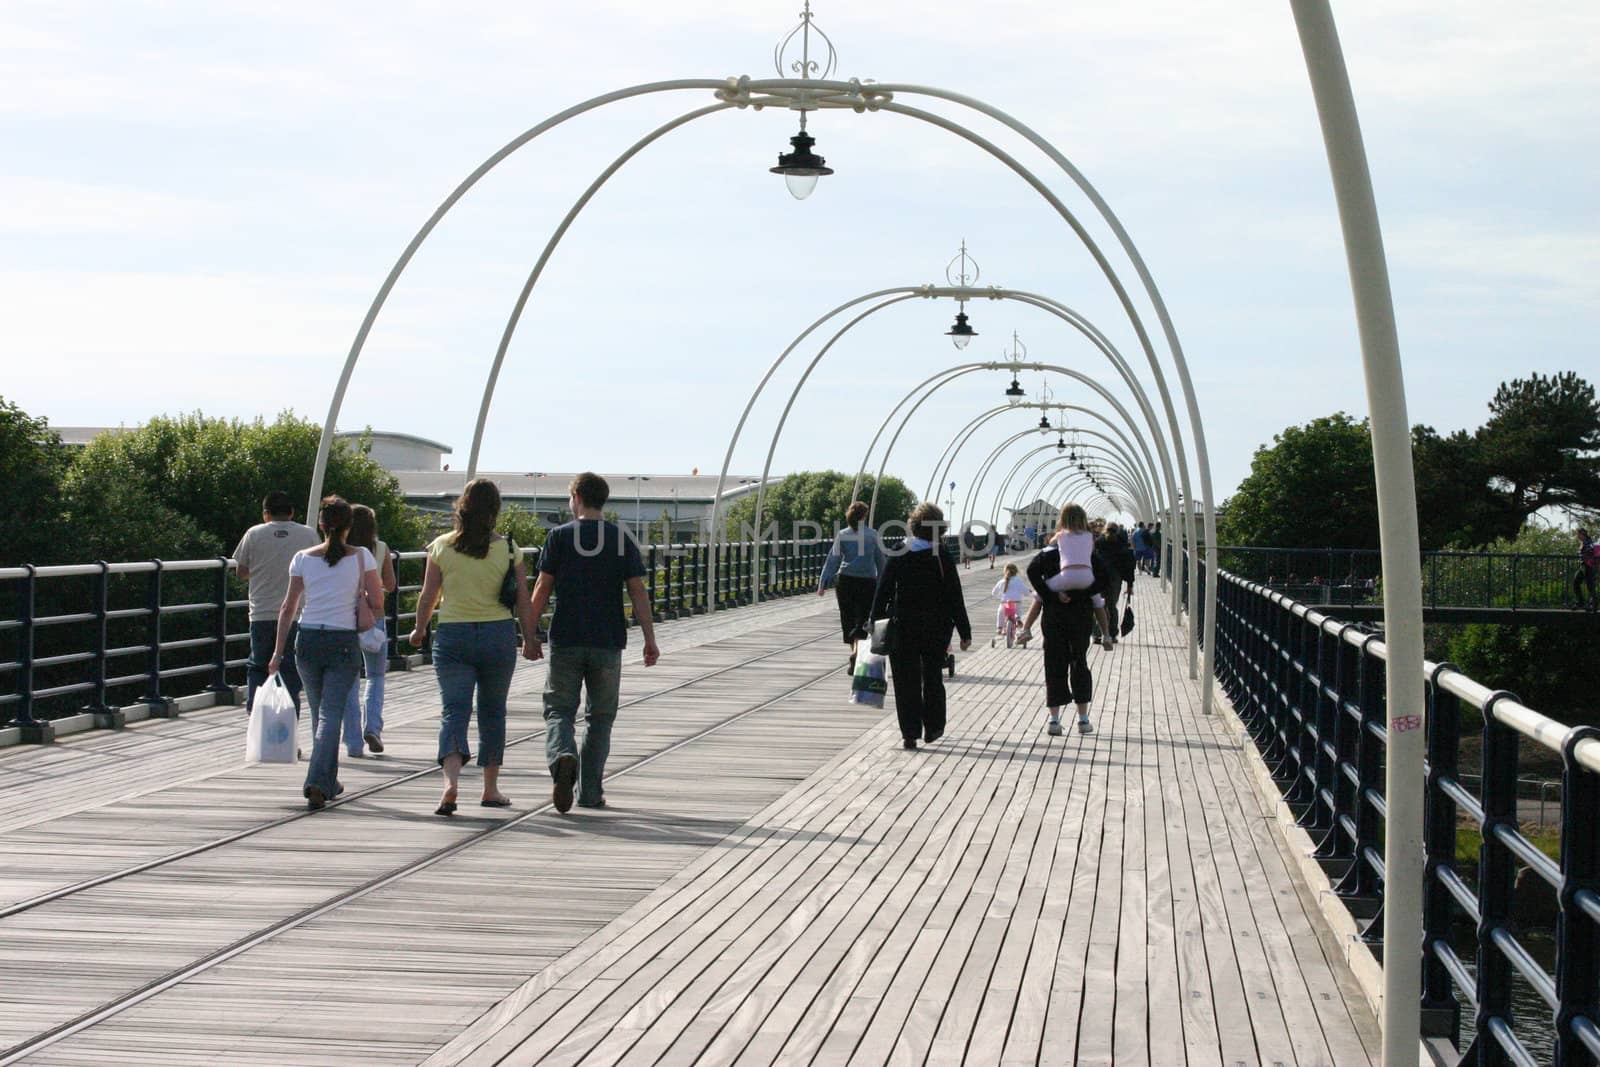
[952,333,972,350]
[784,173,819,200]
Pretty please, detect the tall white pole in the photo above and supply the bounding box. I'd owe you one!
[1291,5,1424,1064]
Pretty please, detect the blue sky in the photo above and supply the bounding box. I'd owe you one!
[3,2,1595,520]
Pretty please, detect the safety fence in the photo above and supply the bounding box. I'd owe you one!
[1218,546,1582,614]
[0,539,832,739]
[1213,568,1599,1064]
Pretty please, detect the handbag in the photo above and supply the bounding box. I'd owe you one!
[1120,603,1135,636]
[498,538,520,609]
[870,614,898,657]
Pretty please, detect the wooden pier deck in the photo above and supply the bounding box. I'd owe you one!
[0,568,1376,1065]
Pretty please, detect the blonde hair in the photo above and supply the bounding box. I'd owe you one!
[1004,562,1019,579]
[1057,503,1088,533]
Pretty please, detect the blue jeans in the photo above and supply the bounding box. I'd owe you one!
[433,620,517,767]
[542,645,622,806]
[247,620,301,714]
[296,627,360,798]
[343,622,387,753]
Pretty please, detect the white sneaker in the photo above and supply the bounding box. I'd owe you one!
[1077,716,1094,734]
[1047,716,1063,736]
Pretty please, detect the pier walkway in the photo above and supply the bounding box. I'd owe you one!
[0,569,1376,1065]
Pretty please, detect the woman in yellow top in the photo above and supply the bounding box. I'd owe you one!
[409,479,537,815]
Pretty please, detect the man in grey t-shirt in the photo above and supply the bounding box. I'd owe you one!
[235,490,319,713]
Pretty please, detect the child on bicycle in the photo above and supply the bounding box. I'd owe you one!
[991,562,1028,647]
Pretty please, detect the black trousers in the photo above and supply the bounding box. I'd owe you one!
[889,645,947,742]
[834,574,876,644]
[1103,582,1122,636]
[1576,566,1597,606]
[1041,606,1094,708]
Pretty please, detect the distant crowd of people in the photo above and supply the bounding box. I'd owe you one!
[236,473,656,813]
[818,501,1150,746]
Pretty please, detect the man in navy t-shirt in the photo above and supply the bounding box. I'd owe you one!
[528,472,658,812]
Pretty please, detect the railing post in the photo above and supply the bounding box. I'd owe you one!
[1420,663,1463,1042]
[12,565,54,743]
[208,558,236,705]
[647,545,659,622]
[1509,555,1520,614]
[1298,618,1335,831]
[1316,623,1362,862]
[386,556,405,670]
[1556,725,1600,1067]
[83,561,121,730]
[1474,690,1522,1065]
[144,560,177,718]
[1334,633,1384,909]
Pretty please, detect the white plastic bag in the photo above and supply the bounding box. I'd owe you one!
[246,675,298,764]
[359,619,386,655]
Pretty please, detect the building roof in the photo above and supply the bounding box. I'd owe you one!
[53,425,134,446]
[334,430,453,454]
[393,471,771,504]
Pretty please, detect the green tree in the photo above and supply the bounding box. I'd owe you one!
[1218,414,1380,548]
[721,471,918,538]
[1469,371,1600,541]
[62,413,430,558]
[0,397,76,567]
[496,502,548,550]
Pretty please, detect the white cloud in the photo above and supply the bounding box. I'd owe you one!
[0,177,227,234]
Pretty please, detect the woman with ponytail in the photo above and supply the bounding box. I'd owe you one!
[269,495,384,809]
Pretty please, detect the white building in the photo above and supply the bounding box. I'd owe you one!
[334,430,451,472]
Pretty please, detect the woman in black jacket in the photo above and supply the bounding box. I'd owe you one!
[1099,524,1137,644]
[871,503,973,750]
[1027,510,1115,735]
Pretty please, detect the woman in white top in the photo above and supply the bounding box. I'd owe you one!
[343,504,397,758]
[269,496,385,810]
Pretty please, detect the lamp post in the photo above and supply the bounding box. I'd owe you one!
[945,242,980,348]
[627,475,650,541]
[768,2,836,200]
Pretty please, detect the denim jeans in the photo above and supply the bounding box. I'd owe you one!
[296,627,361,799]
[433,620,517,767]
[343,621,387,753]
[247,620,302,714]
[542,645,623,806]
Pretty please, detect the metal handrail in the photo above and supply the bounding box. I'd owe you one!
[1212,564,1599,1062]
[1,538,831,738]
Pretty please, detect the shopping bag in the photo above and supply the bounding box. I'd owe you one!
[246,675,298,764]
[1120,604,1135,637]
[850,652,888,709]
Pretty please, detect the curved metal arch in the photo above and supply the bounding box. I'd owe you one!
[727,286,1188,616]
[1008,435,1154,521]
[309,74,1221,707]
[987,441,1150,533]
[838,364,1166,537]
[922,401,1175,604]
[927,404,1161,539]
[1038,467,1144,524]
[1032,454,1149,517]
[465,101,736,475]
[1005,413,1160,523]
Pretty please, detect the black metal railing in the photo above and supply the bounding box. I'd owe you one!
[1212,566,1600,1064]
[1,538,832,739]
[1219,546,1582,614]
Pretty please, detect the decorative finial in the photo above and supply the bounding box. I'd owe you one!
[774,1,838,83]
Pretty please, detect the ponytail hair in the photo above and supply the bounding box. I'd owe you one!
[318,495,353,566]
[452,478,501,559]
